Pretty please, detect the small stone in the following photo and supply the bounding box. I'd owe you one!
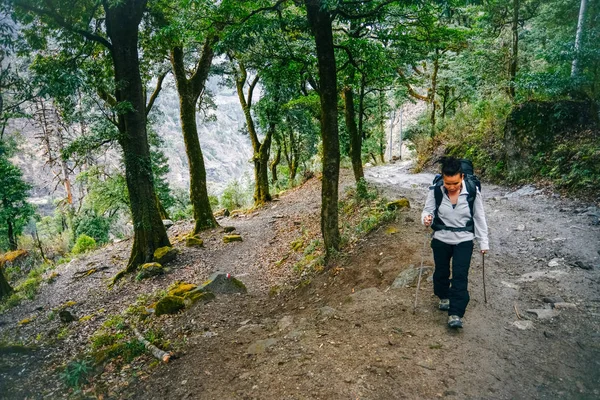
[526,309,559,320]
[155,296,185,316]
[318,306,337,318]
[552,302,576,310]
[223,234,243,243]
[512,320,534,330]
[515,224,525,231]
[547,258,561,267]
[136,262,164,281]
[391,266,433,288]
[277,315,294,331]
[199,272,247,294]
[542,296,564,304]
[572,260,593,270]
[246,338,277,355]
[162,219,174,230]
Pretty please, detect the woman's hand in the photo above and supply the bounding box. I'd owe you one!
[424,214,433,227]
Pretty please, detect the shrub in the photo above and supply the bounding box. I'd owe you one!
[61,359,93,390]
[73,212,110,245]
[220,179,251,210]
[72,234,96,255]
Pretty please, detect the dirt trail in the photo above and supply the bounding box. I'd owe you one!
[1,162,599,399]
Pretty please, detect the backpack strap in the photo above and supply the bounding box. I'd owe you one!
[431,181,476,233]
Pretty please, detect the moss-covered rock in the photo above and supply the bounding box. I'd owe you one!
[199,272,247,294]
[183,289,215,307]
[136,262,164,281]
[0,249,28,268]
[222,226,236,233]
[386,198,410,210]
[168,282,198,297]
[223,234,243,243]
[155,295,185,317]
[153,246,178,264]
[185,235,204,247]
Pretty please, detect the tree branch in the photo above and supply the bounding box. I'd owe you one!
[247,73,260,110]
[146,69,169,116]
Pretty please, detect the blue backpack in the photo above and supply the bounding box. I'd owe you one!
[430,159,481,233]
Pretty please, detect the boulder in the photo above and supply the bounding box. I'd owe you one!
[223,234,243,243]
[391,266,433,288]
[168,282,198,297]
[153,246,178,264]
[386,198,410,210]
[136,262,164,281]
[183,290,215,307]
[185,235,204,247]
[155,296,185,316]
[162,219,174,230]
[59,310,76,323]
[199,272,247,294]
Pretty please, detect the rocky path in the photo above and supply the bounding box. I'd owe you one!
[1,162,599,399]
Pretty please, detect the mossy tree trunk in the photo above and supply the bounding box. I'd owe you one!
[342,86,363,183]
[170,38,218,235]
[305,0,340,257]
[233,61,272,205]
[282,122,299,182]
[105,0,171,276]
[270,144,281,183]
[7,219,17,251]
[509,0,519,99]
[0,268,12,300]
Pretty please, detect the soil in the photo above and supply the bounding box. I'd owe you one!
[1,161,600,400]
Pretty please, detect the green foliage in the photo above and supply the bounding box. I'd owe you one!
[61,359,93,391]
[73,211,110,245]
[220,179,251,210]
[71,234,97,255]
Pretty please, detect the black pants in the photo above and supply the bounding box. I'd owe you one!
[431,238,474,318]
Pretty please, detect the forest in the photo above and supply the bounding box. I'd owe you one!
[0,0,599,397]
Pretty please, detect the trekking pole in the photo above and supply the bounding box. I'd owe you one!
[413,230,429,314]
[482,252,487,304]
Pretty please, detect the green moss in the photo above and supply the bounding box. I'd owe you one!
[153,246,178,264]
[185,235,204,247]
[183,290,215,307]
[223,234,243,243]
[136,262,164,281]
[386,198,410,210]
[291,239,304,252]
[168,282,198,297]
[155,295,185,316]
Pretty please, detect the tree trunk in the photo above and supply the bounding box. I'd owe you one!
[233,62,271,205]
[105,0,170,277]
[7,219,17,251]
[571,0,588,78]
[170,40,218,235]
[305,0,340,256]
[342,87,364,182]
[270,145,281,183]
[509,0,519,99]
[430,50,440,136]
[0,268,12,300]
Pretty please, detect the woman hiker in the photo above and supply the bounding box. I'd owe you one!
[421,157,489,329]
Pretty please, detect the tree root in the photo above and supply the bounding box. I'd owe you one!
[132,326,172,363]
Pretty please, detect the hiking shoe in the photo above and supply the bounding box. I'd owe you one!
[438,299,450,311]
[448,315,463,329]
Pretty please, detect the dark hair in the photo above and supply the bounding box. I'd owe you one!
[440,156,462,177]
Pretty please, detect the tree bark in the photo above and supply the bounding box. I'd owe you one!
[342,86,363,182]
[305,0,340,256]
[7,219,17,251]
[571,0,588,78]
[104,0,170,276]
[0,267,12,300]
[270,144,281,183]
[233,61,272,205]
[509,0,519,99]
[170,39,218,235]
[430,50,440,136]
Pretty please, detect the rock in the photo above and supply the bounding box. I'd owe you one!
[391,266,433,288]
[168,282,198,297]
[526,308,559,320]
[385,226,399,235]
[318,306,337,318]
[552,302,576,310]
[404,217,415,223]
[386,198,410,210]
[515,224,525,231]
[501,281,519,290]
[162,219,174,230]
[542,296,564,304]
[199,272,247,294]
[246,338,277,355]
[277,315,294,331]
[153,246,178,264]
[547,258,561,267]
[223,234,243,243]
[155,296,185,316]
[572,260,593,270]
[185,235,204,247]
[518,270,567,282]
[0,249,28,268]
[59,310,76,323]
[285,330,304,340]
[183,290,215,307]
[136,262,164,281]
[512,320,534,330]
[222,226,236,233]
